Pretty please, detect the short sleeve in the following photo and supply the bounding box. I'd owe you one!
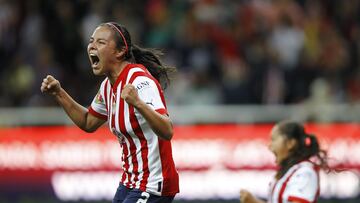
[284,166,319,203]
[88,81,108,121]
[132,76,167,115]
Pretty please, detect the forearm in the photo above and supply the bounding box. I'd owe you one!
[54,88,92,132]
[135,101,173,140]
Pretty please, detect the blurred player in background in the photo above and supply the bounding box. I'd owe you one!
[240,121,330,203]
[41,22,179,203]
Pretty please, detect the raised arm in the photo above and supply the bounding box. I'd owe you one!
[41,75,106,132]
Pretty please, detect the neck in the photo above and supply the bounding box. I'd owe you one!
[108,61,130,85]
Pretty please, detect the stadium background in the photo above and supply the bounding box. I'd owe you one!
[0,0,359,203]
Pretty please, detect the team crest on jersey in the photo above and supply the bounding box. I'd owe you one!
[95,91,104,104]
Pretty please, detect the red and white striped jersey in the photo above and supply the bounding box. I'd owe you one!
[269,160,320,203]
[88,64,179,196]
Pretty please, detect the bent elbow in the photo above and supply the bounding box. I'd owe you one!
[84,128,96,133]
[163,128,174,141]
[81,126,97,133]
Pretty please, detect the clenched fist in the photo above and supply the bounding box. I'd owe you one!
[40,75,61,96]
[121,84,141,107]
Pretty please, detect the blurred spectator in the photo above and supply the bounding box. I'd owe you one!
[0,0,359,107]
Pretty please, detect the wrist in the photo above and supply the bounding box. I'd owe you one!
[54,88,65,98]
[133,99,146,110]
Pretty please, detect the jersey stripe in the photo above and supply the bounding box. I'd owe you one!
[88,106,107,120]
[128,72,151,191]
[288,196,311,203]
[157,139,179,195]
[104,79,109,112]
[270,179,279,203]
[118,66,140,188]
[314,164,320,203]
[278,167,300,203]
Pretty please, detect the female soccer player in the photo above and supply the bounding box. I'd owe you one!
[240,121,329,203]
[41,22,179,203]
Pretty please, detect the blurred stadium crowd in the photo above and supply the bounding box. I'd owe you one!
[0,0,359,107]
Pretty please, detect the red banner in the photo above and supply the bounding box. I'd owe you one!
[0,124,359,200]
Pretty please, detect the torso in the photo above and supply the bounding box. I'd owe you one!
[89,64,179,196]
[269,160,320,203]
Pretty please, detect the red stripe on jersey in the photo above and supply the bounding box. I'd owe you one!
[155,108,168,115]
[278,168,299,203]
[121,139,129,184]
[270,179,279,203]
[113,64,138,91]
[117,65,139,188]
[110,91,116,132]
[157,139,179,195]
[104,79,109,111]
[128,72,151,191]
[288,196,311,203]
[88,106,107,120]
[314,164,320,203]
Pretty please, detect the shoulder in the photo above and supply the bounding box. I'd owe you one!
[127,64,159,85]
[290,161,318,183]
[296,161,318,172]
[99,78,109,89]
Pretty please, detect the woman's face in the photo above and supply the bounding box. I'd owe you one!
[87,25,119,75]
[269,125,295,165]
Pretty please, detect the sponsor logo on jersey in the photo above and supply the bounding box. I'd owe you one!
[136,81,150,91]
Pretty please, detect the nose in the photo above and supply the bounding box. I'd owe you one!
[88,41,96,51]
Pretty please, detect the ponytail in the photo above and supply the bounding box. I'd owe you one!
[302,134,330,172]
[130,45,175,89]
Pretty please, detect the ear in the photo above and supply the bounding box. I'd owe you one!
[286,138,297,151]
[115,48,126,59]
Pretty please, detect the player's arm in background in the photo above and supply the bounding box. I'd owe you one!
[41,75,106,132]
[240,190,266,203]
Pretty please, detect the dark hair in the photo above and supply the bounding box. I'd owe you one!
[275,121,330,179]
[102,22,175,89]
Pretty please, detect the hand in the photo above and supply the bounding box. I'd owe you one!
[40,75,61,96]
[240,189,255,203]
[121,84,141,107]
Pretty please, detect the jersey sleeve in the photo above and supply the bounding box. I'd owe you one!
[284,166,319,203]
[88,81,108,121]
[132,76,168,115]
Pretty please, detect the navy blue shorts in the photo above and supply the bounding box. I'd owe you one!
[112,184,175,203]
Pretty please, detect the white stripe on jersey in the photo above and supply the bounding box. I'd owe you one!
[126,67,145,84]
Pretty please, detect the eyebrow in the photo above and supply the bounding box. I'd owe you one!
[89,37,108,42]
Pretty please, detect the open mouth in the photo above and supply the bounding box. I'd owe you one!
[89,53,100,67]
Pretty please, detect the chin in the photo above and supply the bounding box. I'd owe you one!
[92,68,103,75]
[275,157,281,165]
